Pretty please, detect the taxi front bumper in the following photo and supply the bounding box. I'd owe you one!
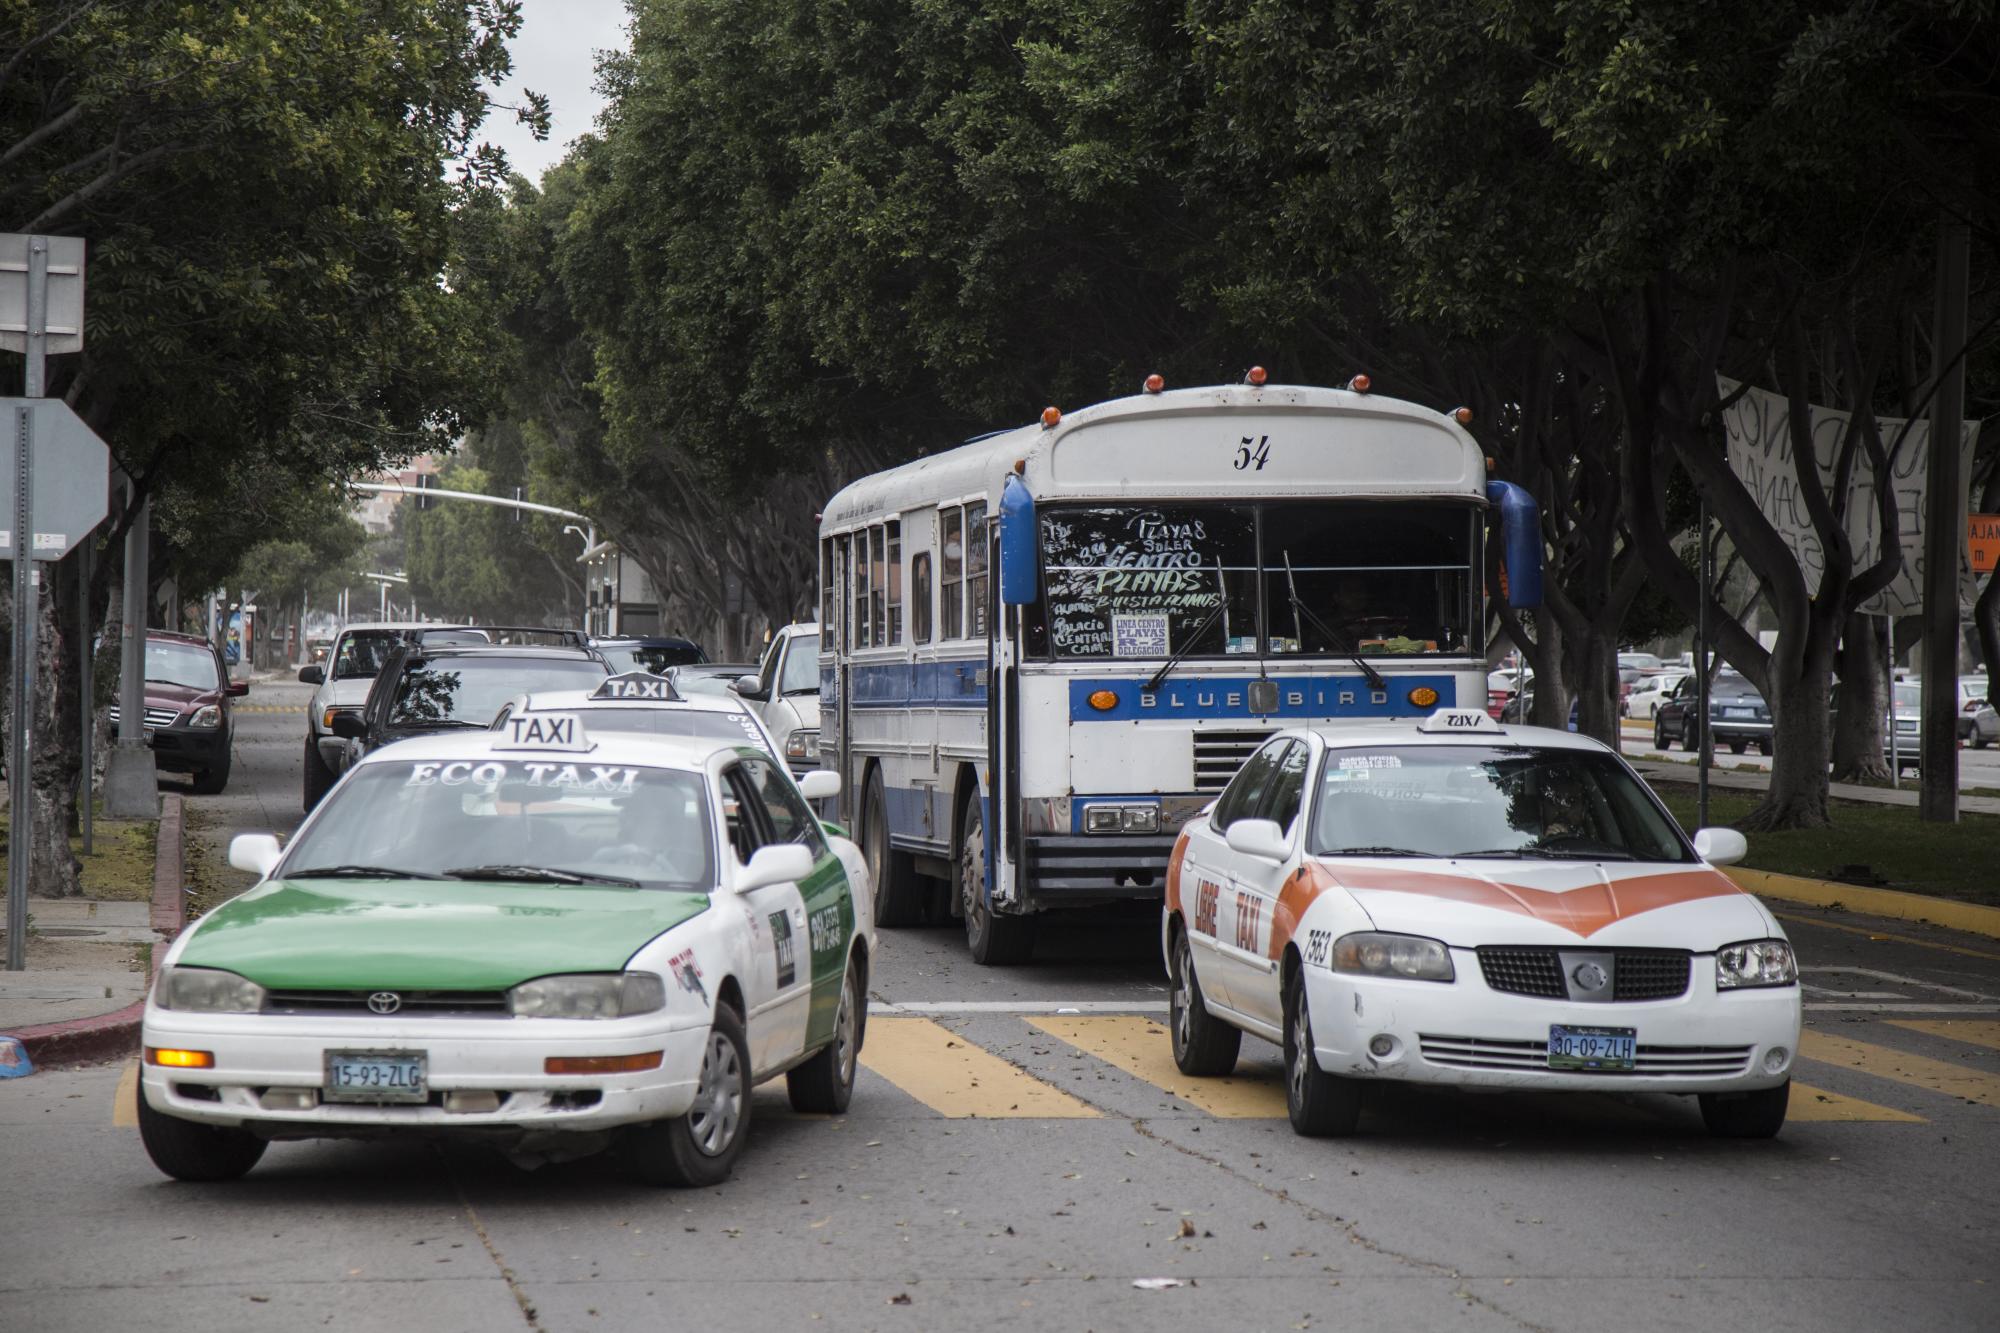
[140,1007,712,1137]
[1302,952,1801,1094]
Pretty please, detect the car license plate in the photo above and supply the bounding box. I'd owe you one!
[1547,1025,1636,1071]
[1725,706,1751,718]
[323,1050,428,1103]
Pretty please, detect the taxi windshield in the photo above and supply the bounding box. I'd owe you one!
[282,761,715,890]
[392,656,609,728]
[1308,746,1691,863]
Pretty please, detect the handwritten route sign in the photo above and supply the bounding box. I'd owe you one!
[1971,514,1999,577]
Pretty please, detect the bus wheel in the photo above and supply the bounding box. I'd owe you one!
[958,799,1033,966]
[864,769,924,928]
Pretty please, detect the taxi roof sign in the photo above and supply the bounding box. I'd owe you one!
[495,711,594,752]
[590,672,679,702]
[1415,708,1503,735]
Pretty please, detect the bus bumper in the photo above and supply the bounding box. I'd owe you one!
[1017,834,1174,910]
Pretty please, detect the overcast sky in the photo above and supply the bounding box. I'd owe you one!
[478,0,632,183]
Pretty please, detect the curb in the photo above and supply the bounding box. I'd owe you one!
[1727,866,2000,941]
[11,793,186,1067]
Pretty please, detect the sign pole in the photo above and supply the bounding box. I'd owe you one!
[79,542,92,853]
[1696,494,1712,830]
[6,237,47,970]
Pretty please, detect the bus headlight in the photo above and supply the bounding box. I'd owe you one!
[1083,803,1159,834]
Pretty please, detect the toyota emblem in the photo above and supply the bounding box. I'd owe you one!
[367,991,403,1015]
[1571,962,1609,992]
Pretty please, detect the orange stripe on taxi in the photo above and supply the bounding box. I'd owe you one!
[1328,865,1742,939]
[1268,861,1340,960]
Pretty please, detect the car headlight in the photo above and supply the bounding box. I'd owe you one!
[1714,938,1797,989]
[188,704,222,728]
[155,966,266,1013]
[785,729,821,763]
[1331,932,1455,982]
[509,972,666,1019]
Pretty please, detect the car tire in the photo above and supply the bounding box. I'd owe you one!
[1755,739,1772,756]
[1727,740,1747,755]
[137,1088,267,1182]
[1976,731,1992,751]
[630,1005,751,1187]
[302,736,337,810]
[1283,971,1361,1137]
[787,954,865,1115]
[1168,927,1241,1077]
[1654,717,1670,750]
[1682,719,1698,752]
[189,751,230,796]
[863,769,924,928]
[958,798,1033,966]
[1698,1080,1789,1139]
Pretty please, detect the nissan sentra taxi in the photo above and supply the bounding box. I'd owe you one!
[1163,710,1801,1139]
[138,713,875,1186]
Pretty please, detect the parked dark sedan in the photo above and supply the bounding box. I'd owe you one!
[106,631,246,793]
[1653,670,1772,755]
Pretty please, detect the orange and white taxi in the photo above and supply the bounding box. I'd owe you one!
[1162,710,1801,1139]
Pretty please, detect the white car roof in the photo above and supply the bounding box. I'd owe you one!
[1298,717,1613,755]
[351,728,757,774]
[512,688,755,717]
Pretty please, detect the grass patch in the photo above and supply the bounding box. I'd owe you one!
[1652,781,2000,908]
[74,810,158,901]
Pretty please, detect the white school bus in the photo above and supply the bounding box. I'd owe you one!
[816,377,1542,963]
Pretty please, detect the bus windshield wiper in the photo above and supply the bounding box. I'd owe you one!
[442,864,641,887]
[1143,599,1227,694]
[287,864,448,880]
[1281,551,1387,691]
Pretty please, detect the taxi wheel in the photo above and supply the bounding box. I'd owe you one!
[787,954,865,1114]
[631,1005,750,1187]
[865,770,923,929]
[302,737,336,810]
[1698,1080,1789,1139]
[1169,927,1240,1077]
[136,1091,267,1182]
[959,801,1033,966]
[1283,974,1361,1137]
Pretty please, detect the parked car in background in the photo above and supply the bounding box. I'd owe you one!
[731,623,823,775]
[1617,651,1665,673]
[592,635,708,675]
[107,631,246,794]
[668,662,759,697]
[1654,671,1772,755]
[1959,676,1996,749]
[1625,671,1691,720]
[1827,681,1923,773]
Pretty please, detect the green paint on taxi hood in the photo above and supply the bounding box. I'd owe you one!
[175,878,711,990]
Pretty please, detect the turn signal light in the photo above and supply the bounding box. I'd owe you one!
[1246,365,1268,386]
[1347,373,1371,393]
[1143,373,1165,394]
[146,1047,214,1069]
[1408,686,1439,707]
[544,1052,663,1076]
[1041,406,1062,428]
[1087,690,1119,712]
[1453,406,1474,426]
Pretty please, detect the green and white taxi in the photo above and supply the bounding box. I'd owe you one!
[137,713,875,1187]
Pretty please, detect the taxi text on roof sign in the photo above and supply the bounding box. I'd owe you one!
[1415,708,1503,734]
[496,711,594,752]
[591,672,678,702]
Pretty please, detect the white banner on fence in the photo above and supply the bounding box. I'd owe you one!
[1719,378,1980,616]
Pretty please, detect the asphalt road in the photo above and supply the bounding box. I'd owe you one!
[5,681,1996,1332]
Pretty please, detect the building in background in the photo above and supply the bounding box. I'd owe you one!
[354,455,443,535]
[580,540,662,637]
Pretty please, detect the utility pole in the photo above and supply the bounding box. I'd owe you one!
[5,238,46,969]
[1920,216,1970,822]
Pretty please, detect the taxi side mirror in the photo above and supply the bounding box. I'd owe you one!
[796,770,840,802]
[1224,817,1289,862]
[738,842,814,892]
[296,664,324,685]
[732,675,768,702]
[228,833,284,878]
[1692,827,1747,866]
[329,712,367,740]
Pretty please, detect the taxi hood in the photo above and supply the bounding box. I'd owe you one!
[172,879,711,991]
[1322,859,1770,950]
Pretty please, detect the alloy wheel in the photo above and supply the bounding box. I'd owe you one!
[688,1031,744,1157]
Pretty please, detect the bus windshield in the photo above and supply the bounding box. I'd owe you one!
[1032,502,1475,661]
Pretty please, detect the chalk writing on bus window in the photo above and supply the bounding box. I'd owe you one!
[1111,614,1169,658]
[1041,505,1253,660]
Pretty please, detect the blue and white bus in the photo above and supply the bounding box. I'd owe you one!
[816,377,1542,963]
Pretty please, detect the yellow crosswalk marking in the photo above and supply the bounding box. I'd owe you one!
[858,1017,1098,1118]
[112,1060,138,1128]
[1786,1080,1924,1122]
[1887,1019,2000,1053]
[1801,1031,2000,1108]
[1027,1015,1287,1118]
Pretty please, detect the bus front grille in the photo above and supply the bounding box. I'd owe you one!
[1192,729,1278,792]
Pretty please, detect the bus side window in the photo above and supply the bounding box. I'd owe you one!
[965,502,989,638]
[886,520,903,644]
[911,551,933,644]
[869,524,887,646]
[820,537,834,632]
[942,507,964,639]
[853,529,871,649]
[834,534,851,651]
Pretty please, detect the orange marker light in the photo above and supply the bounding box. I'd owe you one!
[1012,458,1026,475]
[1041,406,1061,429]
[1088,690,1120,712]
[1408,686,1439,708]
[146,1047,214,1069]
[1246,365,1268,386]
[1348,373,1372,393]
[1143,373,1165,394]
[545,1052,664,1076]
[1453,406,1474,426]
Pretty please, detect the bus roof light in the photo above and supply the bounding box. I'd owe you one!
[1041,406,1061,429]
[1245,366,1268,386]
[1143,373,1165,394]
[1453,407,1474,426]
[1347,373,1371,393]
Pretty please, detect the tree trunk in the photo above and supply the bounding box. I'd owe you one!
[1738,640,1838,831]
[1830,611,1890,782]
[1,562,85,898]
[1565,627,1621,747]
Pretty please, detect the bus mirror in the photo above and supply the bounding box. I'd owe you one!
[999,473,1038,606]
[1486,480,1544,610]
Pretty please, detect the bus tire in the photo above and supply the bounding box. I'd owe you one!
[958,798,1033,966]
[863,768,925,928]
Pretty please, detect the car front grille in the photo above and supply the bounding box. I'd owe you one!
[1192,729,1277,793]
[107,705,181,728]
[261,989,512,1017]
[1417,1034,1752,1076]
[1476,947,1692,1001]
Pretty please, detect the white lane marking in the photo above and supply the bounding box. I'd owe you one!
[1800,967,1996,1001]
[870,1000,1171,1016]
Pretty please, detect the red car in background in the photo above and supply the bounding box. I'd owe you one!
[106,630,247,794]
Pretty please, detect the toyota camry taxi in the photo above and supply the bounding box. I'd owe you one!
[1163,710,1801,1139]
[491,671,783,760]
[138,713,875,1186]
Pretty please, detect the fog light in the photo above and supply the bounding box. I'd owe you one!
[146,1047,214,1069]
[260,1088,316,1111]
[1763,1047,1789,1074]
[443,1090,504,1114]
[544,1052,662,1075]
[1368,1034,1395,1057]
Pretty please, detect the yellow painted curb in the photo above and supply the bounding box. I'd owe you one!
[1727,867,2000,941]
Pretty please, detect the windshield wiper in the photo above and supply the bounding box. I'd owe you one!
[1143,599,1227,693]
[1451,845,1636,861]
[287,864,448,880]
[1282,551,1387,691]
[442,864,641,887]
[1320,845,1431,857]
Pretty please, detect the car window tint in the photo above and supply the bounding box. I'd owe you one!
[1211,739,1289,832]
[742,757,826,853]
[1258,742,1310,836]
[779,634,821,694]
[722,766,768,862]
[144,641,220,690]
